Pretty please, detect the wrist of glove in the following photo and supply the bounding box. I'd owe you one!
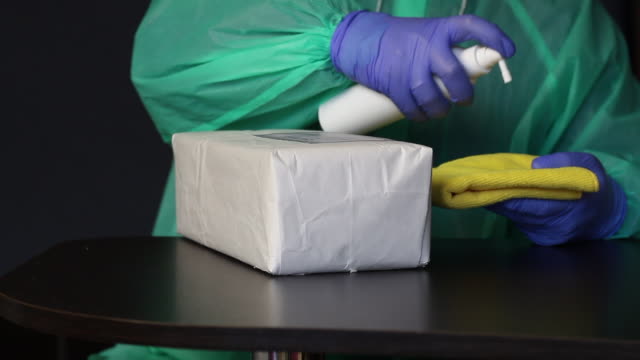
[330,11,515,121]
[486,152,627,246]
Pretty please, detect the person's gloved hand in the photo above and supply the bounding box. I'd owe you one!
[486,152,627,246]
[330,11,515,121]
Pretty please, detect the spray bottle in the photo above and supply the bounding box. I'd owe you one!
[319,45,513,134]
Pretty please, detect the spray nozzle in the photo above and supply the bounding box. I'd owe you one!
[472,46,512,84]
[498,60,512,83]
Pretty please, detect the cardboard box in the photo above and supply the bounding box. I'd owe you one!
[173,130,432,275]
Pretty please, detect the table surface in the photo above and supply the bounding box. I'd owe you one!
[2,236,640,359]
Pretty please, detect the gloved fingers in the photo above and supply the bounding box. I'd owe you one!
[391,90,429,122]
[406,36,457,118]
[408,48,451,118]
[444,15,516,58]
[532,152,604,172]
[532,152,606,184]
[486,197,572,220]
[488,197,595,246]
[515,223,573,246]
[410,77,451,119]
[429,44,474,104]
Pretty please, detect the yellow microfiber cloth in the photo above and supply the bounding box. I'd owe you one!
[432,153,600,209]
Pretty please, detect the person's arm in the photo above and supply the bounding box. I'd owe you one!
[131,0,363,142]
[486,0,640,243]
[132,0,515,143]
[555,1,640,240]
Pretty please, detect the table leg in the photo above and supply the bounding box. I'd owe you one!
[253,351,325,360]
[57,336,68,360]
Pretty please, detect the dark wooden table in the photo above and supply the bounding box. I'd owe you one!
[1,236,640,359]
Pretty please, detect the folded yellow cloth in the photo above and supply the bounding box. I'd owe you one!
[432,153,600,209]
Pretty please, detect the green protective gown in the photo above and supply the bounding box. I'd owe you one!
[91,0,640,359]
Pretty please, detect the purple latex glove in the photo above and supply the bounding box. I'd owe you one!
[331,11,515,121]
[486,152,627,246]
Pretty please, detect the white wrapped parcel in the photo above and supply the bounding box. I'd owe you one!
[172,130,432,275]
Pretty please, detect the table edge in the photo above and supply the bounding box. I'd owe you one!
[2,291,640,359]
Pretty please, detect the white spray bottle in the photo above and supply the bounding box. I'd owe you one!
[319,45,512,134]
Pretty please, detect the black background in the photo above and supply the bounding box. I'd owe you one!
[1,1,639,359]
[2,2,170,277]
[3,2,169,357]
